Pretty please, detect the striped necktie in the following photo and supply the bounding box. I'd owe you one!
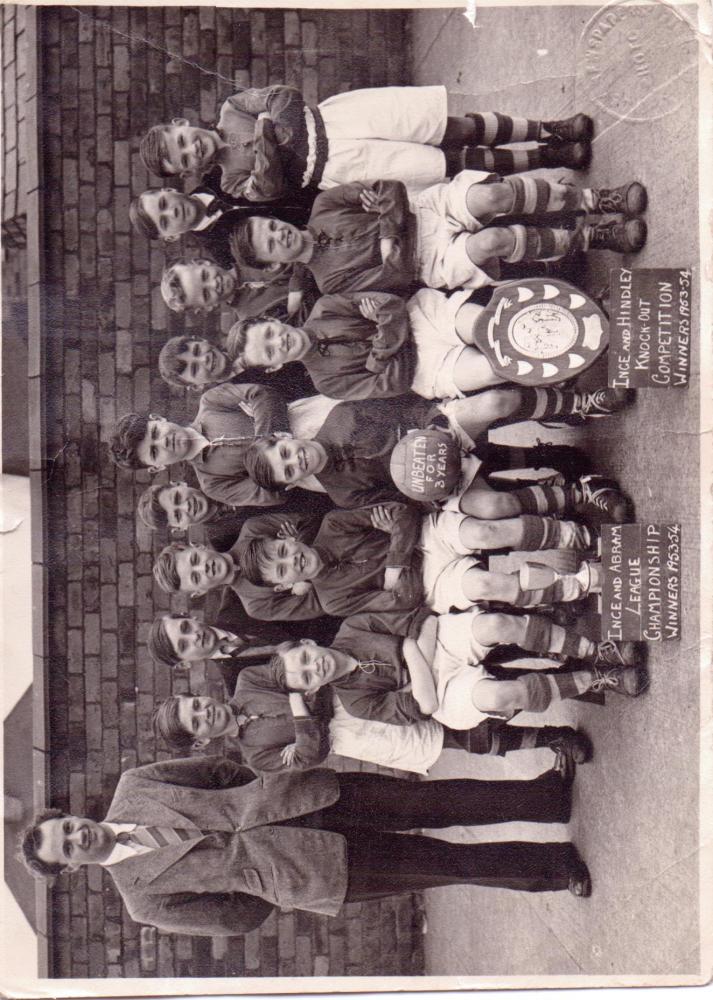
[117,825,204,850]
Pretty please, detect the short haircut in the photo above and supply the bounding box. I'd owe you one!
[140,125,171,177]
[153,541,189,594]
[237,537,272,587]
[19,807,69,880]
[137,484,169,530]
[268,641,302,691]
[158,336,198,390]
[147,613,187,668]
[245,435,283,492]
[160,259,217,314]
[129,194,159,240]
[231,217,269,270]
[161,263,187,313]
[153,695,196,751]
[110,413,150,470]
[225,315,273,371]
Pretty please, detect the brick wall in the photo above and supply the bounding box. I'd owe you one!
[37,4,424,979]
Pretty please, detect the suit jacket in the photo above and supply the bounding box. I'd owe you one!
[104,756,346,936]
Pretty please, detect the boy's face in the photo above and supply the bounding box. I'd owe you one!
[135,417,201,469]
[242,320,311,371]
[164,616,225,660]
[260,537,323,588]
[174,544,233,595]
[158,483,214,528]
[282,640,337,694]
[36,816,115,869]
[174,339,228,387]
[177,695,235,743]
[248,217,306,264]
[168,262,235,312]
[140,188,205,240]
[161,119,218,176]
[259,437,323,486]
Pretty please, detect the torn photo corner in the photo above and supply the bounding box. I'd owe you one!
[1,0,711,995]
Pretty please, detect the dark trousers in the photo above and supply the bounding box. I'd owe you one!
[284,771,583,902]
[343,834,582,899]
[323,770,571,830]
[313,771,580,898]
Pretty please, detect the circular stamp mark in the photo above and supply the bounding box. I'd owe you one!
[576,0,696,123]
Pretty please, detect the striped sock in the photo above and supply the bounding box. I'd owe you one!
[520,672,554,712]
[520,515,591,550]
[512,484,569,515]
[464,146,541,174]
[504,225,573,262]
[467,112,540,144]
[504,177,581,216]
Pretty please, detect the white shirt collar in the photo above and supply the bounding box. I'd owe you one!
[192,191,221,231]
[101,822,152,866]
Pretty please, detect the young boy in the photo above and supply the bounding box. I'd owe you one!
[223,288,507,401]
[153,680,591,777]
[147,607,339,691]
[269,607,649,733]
[139,85,593,201]
[231,504,601,621]
[109,382,340,509]
[160,256,319,326]
[147,611,284,691]
[130,188,310,252]
[230,175,647,296]
[243,389,634,519]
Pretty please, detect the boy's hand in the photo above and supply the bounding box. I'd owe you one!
[286,290,303,317]
[383,566,404,591]
[370,504,395,533]
[280,742,298,766]
[288,692,310,716]
[358,297,380,322]
[277,520,299,539]
[379,237,400,265]
[359,188,380,213]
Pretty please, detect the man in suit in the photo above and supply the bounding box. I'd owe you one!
[22,756,591,937]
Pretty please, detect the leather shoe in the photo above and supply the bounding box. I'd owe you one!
[568,866,592,898]
[550,729,593,765]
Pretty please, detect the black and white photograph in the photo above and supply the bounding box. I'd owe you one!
[1,0,710,992]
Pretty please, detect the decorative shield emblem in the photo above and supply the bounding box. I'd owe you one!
[473,278,609,385]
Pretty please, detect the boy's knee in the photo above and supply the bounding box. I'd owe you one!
[471,611,511,647]
[460,518,497,549]
[464,491,509,520]
[472,678,517,715]
[462,568,495,602]
[466,228,510,266]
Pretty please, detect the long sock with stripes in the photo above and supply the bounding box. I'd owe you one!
[466,112,540,144]
[519,514,590,551]
[464,146,543,175]
[504,224,575,262]
[502,176,582,217]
